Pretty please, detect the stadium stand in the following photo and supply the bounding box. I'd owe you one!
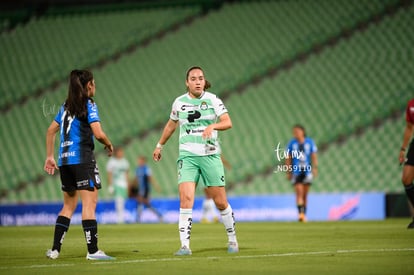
[231,115,405,195]
[0,5,200,109]
[1,0,412,202]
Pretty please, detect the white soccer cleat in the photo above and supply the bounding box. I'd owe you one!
[227,242,239,253]
[174,246,192,256]
[46,249,59,259]
[86,250,115,260]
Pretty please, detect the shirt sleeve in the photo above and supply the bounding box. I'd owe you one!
[406,100,414,123]
[212,95,228,117]
[311,139,318,153]
[54,105,64,125]
[87,100,100,124]
[170,99,179,121]
[285,140,293,157]
[146,166,152,176]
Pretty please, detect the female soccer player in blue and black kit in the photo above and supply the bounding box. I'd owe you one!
[399,98,414,229]
[285,124,318,222]
[44,70,114,260]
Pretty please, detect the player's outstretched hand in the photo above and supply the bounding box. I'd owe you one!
[105,144,113,157]
[153,148,162,162]
[44,157,58,175]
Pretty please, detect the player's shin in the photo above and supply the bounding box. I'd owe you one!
[404,183,414,207]
[52,215,71,252]
[82,220,98,254]
[220,205,237,243]
[178,208,192,248]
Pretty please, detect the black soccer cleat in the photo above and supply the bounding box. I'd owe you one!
[407,218,414,229]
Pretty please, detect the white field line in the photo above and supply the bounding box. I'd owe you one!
[1,248,413,270]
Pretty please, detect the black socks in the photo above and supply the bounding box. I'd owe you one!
[404,183,414,207]
[297,205,306,214]
[82,219,98,254]
[52,215,71,252]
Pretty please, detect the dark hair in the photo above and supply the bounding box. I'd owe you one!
[186,66,211,90]
[65,69,94,118]
[293,124,306,137]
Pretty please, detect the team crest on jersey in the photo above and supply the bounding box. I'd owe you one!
[200,101,208,110]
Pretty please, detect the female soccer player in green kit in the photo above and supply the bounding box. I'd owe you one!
[153,66,238,256]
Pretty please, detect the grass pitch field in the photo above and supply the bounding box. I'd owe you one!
[0,220,413,275]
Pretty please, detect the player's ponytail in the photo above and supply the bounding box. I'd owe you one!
[66,70,93,118]
[186,66,211,91]
[204,80,211,90]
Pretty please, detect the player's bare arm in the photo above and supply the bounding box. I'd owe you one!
[153,119,178,162]
[202,113,232,139]
[400,121,414,164]
[311,152,318,178]
[44,121,60,175]
[285,155,292,181]
[90,121,113,156]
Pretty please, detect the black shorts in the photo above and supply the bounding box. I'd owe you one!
[59,162,102,192]
[291,172,313,185]
[406,141,414,166]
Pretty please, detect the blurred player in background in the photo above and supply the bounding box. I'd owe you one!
[44,69,114,260]
[134,156,163,223]
[153,66,238,256]
[399,98,414,229]
[285,124,318,222]
[106,147,129,224]
[201,155,232,224]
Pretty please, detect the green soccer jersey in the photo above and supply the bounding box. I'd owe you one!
[170,91,228,157]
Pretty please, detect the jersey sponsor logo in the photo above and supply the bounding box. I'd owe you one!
[187,110,201,122]
[90,103,97,112]
[59,151,76,159]
[180,104,196,111]
[90,113,98,120]
[61,141,73,147]
[76,179,89,188]
[185,128,204,134]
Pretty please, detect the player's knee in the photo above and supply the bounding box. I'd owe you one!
[402,177,412,186]
[214,200,228,211]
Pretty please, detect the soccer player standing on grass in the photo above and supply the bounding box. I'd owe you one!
[107,147,130,224]
[152,66,239,256]
[134,156,163,223]
[399,98,414,229]
[44,70,115,260]
[285,124,318,222]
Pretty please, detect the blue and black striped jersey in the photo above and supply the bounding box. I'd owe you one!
[54,99,100,166]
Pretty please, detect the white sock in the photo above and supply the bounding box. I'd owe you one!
[178,208,192,248]
[115,197,125,224]
[220,205,237,243]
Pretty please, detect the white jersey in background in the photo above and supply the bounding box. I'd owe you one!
[170,91,228,157]
[106,158,129,190]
